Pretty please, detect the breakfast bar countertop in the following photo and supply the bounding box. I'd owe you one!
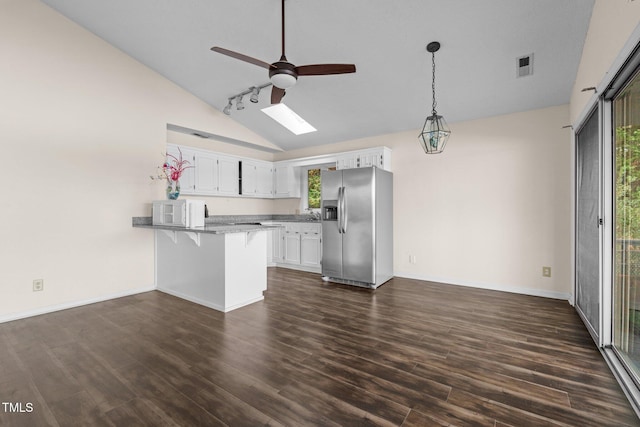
[131,214,319,234]
[132,221,282,235]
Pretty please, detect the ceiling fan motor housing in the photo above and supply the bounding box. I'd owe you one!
[270,61,298,89]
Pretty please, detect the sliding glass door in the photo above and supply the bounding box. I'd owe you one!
[576,108,601,340]
[613,68,640,381]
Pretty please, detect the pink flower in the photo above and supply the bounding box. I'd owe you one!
[160,147,193,182]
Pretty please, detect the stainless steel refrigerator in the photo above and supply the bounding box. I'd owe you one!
[321,167,393,289]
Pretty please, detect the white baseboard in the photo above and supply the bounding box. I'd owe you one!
[0,285,156,324]
[393,271,571,301]
[270,262,321,274]
[156,288,264,313]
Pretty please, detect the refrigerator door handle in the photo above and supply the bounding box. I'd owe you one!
[342,187,348,233]
[337,186,344,233]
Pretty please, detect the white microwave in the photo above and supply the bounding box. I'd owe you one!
[152,200,205,228]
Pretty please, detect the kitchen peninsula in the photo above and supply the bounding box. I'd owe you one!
[133,218,282,312]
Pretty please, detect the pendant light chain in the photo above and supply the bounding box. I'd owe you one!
[431,50,437,116]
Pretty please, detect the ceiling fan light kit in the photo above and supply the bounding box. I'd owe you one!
[419,41,451,154]
[211,0,356,108]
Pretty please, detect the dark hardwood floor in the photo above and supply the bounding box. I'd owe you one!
[1,267,638,426]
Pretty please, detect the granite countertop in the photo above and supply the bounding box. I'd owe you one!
[132,222,282,234]
[132,214,320,235]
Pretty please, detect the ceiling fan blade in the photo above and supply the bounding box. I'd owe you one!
[271,87,286,104]
[296,64,356,76]
[211,47,274,69]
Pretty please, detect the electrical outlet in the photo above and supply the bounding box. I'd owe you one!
[409,255,417,264]
[542,267,551,278]
[33,279,44,292]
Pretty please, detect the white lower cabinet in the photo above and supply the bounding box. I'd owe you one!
[271,226,284,263]
[267,222,321,273]
[284,229,301,264]
[300,226,322,267]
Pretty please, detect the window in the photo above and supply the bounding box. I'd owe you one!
[613,67,640,381]
[302,163,336,212]
[307,168,321,209]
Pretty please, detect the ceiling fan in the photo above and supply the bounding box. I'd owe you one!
[211,0,356,104]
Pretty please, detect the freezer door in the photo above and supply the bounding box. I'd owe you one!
[321,170,343,279]
[342,168,375,283]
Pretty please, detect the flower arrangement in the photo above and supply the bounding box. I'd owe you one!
[151,147,193,199]
[151,147,193,183]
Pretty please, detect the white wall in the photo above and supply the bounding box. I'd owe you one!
[570,0,640,124]
[274,105,572,298]
[0,0,279,320]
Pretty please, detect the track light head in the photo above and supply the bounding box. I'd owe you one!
[236,95,244,110]
[250,87,260,103]
[223,99,232,115]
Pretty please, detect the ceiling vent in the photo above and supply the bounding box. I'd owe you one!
[517,54,533,78]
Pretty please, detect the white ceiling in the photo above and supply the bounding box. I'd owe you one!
[40,0,594,152]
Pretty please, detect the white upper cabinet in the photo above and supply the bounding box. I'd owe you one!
[336,154,359,170]
[165,144,391,198]
[194,151,218,195]
[255,162,274,197]
[217,155,240,196]
[167,144,238,196]
[336,147,392,171]
[242,159,273,198]
[273,161,301,198]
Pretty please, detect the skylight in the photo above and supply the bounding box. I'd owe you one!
[261,104,317,135]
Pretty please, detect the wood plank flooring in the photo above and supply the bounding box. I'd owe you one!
[1,267,638,426]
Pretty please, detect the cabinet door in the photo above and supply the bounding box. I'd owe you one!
[274,166,289,197]
[242,160,272,198]
[284,228,301,264]
[301,233,322,267]
[271,225,284,262]
[217,155,240,196]
[336,155,359,170]
[195,151,218,195]
[255,163,273,197]
[273,163,301,198]
[359,152,379,168]
[241,161,258,196]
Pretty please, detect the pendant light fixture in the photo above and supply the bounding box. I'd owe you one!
[419,41,451,154]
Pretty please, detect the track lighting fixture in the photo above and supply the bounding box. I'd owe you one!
[222,82,272,116]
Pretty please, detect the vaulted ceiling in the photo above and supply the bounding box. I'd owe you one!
[41,0,594,151]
